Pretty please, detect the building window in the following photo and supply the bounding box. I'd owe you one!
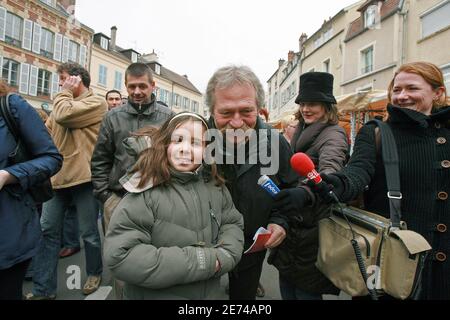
[5,12,22,47]
[183,97,190,110]
[40,28,54,59]
[114,71,122,90]
[323,59,330,73]
[68,41,79,63]
[421,1,450,38]
[364,5,377,28]
[155,64,161,75]
[361,46,374,74]
[442,65,450,93]
[173,93,180,107]
[2,58,20,87]
[100,37,109,50]
[98,65,107,86]
[131,52,138,63]
[159,89,165,102]
[38,69,51,96]
[191,101,199,113]
[314,37,322,49]
[323,28,333,42]
[39,0,56,7]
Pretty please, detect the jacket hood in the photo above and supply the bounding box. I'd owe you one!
[122,135,152,159]
[120,165,205,194]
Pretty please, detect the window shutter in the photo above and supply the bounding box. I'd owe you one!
[62,36,70,62]
[22,19,33,50]
[79,44,87,67]
[29,66,38,96]
[19,63,30,94]
[0,7,6,41]
[54,33,63,61]
[32,22,42,54]
[51,72,59,99]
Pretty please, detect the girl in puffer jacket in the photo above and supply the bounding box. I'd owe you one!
[104,112,244,300]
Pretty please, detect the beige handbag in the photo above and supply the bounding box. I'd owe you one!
[315,120,432,300]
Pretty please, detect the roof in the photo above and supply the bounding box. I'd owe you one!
[156,65,201,94]
[94,33,110,40]
[345,0,402,41]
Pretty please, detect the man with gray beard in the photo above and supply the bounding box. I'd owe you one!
[205,65,298,300]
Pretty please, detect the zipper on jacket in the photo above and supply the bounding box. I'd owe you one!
[189,184,202,243]
[137,103,142,127]
[210,202,220,244]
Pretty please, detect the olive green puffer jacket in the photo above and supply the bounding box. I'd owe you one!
[104,168,244,300]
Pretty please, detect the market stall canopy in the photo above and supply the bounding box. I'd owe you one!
[336,90,387,114]
[270,108,297,129]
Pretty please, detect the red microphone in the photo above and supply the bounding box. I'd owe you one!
[290,152,322,184]
[290,152,340,203]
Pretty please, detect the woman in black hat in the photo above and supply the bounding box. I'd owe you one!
[269,72,349,300]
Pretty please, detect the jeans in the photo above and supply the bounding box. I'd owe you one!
[62,205,80,249]
[279,276,323,300]
[32,183,103,296]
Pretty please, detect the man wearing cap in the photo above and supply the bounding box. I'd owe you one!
[270,72,349,300]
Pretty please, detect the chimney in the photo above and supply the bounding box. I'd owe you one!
[288,51,295,62]
[278,59,285,68]
[59,0,76,14]
[299,33,307,52]
[110,26,117,51]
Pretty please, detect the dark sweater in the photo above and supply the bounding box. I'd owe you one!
[337,105,450,300]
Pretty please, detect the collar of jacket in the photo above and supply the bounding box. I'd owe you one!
[293,121,332,153]
[73,88,93,101]
[169,166,204,185]
[122,135,152,159]
[126,94,157,115]
[388,104,450,128]
[120,165,204,194]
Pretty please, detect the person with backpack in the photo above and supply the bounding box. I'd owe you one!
[0,81,62,300]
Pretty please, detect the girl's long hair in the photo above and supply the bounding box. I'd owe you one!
[131,113,224,188]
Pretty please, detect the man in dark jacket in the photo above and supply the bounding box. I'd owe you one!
[91,63,174,229]
[206,65,298,300]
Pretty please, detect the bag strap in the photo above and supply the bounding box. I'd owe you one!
[0,93,20,142]
[366,119,402,228]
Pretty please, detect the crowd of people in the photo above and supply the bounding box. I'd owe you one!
[0,60,448,300]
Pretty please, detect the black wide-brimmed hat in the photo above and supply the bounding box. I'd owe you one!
[295,72,337,104]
